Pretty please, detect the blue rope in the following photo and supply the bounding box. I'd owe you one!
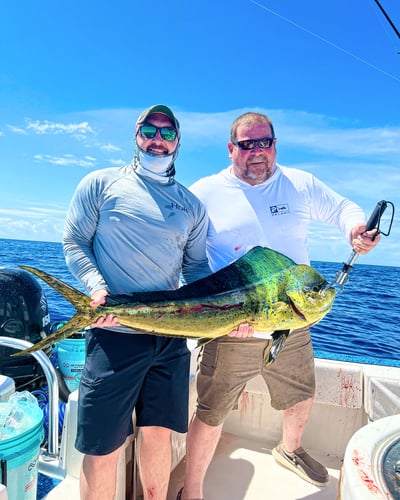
[31,388,65,439]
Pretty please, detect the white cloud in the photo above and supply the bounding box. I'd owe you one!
[0,205,66,218]
[6,119,95,145]
[0,217,64,242]
[0,204,67,242]
[108,158,127,166]
[25,119,94,137]
[99,143,121,152]
[177,108,400,159]
[283,127,400,157]
[33,154,96,168]
[7,125,28,135]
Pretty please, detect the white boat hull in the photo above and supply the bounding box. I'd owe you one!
[41,348,400,499]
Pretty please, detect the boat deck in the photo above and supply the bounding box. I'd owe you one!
[166,432,342,500]
[44,431,342,500]
[42,354,400,500]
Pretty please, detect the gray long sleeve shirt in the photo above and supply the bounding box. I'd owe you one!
[63,164,211,299]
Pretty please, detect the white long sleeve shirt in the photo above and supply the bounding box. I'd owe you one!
[190,164,366,272]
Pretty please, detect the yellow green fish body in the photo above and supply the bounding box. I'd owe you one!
[15,246,335,356]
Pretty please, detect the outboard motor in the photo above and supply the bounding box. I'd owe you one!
[0,267,52,391]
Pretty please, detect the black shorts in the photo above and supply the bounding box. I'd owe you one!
[75,328,190,455]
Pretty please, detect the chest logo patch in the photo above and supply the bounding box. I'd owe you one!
[269,204,290,216]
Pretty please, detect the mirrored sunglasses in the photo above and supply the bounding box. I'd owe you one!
[232,136,275,150]
[138,124,178,142]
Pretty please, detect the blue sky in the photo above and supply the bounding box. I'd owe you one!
[1,0,399,266]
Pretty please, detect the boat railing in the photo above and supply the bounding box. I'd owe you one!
[0,336,59,458]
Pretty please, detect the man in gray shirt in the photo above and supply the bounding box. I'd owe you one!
[63,105,211,500]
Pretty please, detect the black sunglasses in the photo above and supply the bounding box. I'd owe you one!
[138,124,178,142]
[232,136,275,150]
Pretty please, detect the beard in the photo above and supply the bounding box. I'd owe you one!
[242,157,275,184]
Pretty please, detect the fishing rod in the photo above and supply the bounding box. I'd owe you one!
[373,0,400,42]
[327,199,395,294]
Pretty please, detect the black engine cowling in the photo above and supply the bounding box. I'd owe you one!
[0,267,51,391]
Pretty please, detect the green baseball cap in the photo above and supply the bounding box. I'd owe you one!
[136,104,180,132]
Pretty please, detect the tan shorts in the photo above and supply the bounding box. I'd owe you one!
[196,327,315,426]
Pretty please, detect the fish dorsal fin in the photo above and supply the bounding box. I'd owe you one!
[193,246,296,293]
[107,246,296,305]
[228,246,296,283]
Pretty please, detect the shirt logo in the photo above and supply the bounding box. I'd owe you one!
[165,202,188,214]
[270,204,290,216]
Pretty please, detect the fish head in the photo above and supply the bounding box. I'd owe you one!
[284,265,335,325]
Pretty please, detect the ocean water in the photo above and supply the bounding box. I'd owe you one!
[0,237,399,498]
[1,237,399,365]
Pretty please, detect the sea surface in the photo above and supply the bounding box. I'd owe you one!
[0,237,399,499]
[1,237,399,366]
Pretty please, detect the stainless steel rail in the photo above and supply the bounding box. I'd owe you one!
[0,336,59,457]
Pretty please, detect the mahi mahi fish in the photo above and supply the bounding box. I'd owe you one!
[14,246,335,356]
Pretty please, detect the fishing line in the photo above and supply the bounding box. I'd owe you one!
[249,0,400,83]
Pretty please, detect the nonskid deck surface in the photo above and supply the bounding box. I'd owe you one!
[167,432,342,500]
[43,431,342,500]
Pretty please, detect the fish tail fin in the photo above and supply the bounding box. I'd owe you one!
[11,266,93,357]
[19,265,91,310]
[12,310,93,356]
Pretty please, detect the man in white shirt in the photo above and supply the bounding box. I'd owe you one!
[177,111,380,500]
